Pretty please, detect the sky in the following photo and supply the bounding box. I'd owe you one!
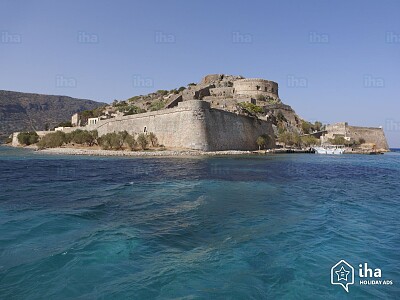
[1,0,399,146]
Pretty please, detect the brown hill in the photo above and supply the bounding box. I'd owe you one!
[0,90,105,142]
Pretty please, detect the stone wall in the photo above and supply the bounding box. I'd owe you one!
[323,122,389,150]
[78,100,274,151]
[12,131,48,147]
[347,125,389,150]
[204,109,275,150]
[209,87,234,98]
[233,78,279,99]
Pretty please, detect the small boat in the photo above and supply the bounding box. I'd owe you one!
[313,145,345,155]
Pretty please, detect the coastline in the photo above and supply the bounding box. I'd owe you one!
[36,147,254,157]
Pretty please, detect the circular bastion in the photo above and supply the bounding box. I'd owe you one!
[233,78,279,99]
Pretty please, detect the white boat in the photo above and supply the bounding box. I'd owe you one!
[313,146,345,155]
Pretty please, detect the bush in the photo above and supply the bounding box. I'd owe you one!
[37,131,66,149]
[149,101,165,111]
[359,138,366,144]
[238,102,263,114]
[276,111,287,122]
[17,132,39,145]
[122,105,146,116]
[256,94,266,101]
[137,133,149,150]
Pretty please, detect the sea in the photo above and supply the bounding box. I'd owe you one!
[0,146,399,299]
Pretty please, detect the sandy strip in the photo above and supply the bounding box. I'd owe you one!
[36,147,254,157]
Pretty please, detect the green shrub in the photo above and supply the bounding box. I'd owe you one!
[256,94,266,101]
[238,102,263,114]
[122,105,146,115]
[17,132,39,145]
[149,101,165,111]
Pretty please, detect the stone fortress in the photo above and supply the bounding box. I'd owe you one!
[11,74,390,151]
[64,74,282,151]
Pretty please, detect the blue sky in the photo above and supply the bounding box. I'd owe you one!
[1,0,399,146]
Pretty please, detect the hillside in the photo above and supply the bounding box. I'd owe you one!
[0,90,105,142]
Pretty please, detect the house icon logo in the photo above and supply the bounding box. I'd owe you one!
[331,260,354,292]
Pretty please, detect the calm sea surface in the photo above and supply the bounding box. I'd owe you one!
[0,146,399,299]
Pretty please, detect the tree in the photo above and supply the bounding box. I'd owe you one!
[17,132,39,145]
[278,132,292,147]
[301,135,320,147]
[137,133,149,150]
[37,131,66,149]
[301,121,312,134]
[330,136,346,145]
[148,132,158,147]
[256,135,267,150]
[57,121,72,128]
[125,134,136,150]
[314,121,323,131]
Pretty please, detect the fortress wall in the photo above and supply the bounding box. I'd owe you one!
[78,100,274,151]
[204,109,275,151]
[83,100,210,150]
[347,126,389,150]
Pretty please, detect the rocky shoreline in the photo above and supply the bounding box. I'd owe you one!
[37,147,254,157]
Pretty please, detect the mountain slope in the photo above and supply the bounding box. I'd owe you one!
[0,90,105,141]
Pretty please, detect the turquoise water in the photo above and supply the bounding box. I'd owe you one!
[0,146,399,299]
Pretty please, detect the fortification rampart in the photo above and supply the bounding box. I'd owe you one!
[323,122,389,150]
[78,100,274,151]
[347,125,389,150]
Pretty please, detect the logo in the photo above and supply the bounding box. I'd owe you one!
[331,260,393,293]
[331,260,354,292]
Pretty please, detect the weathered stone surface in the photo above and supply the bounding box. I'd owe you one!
[76,100,274,151]
[233,78,279,99]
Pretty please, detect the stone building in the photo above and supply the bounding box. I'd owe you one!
[321,122,389,150]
